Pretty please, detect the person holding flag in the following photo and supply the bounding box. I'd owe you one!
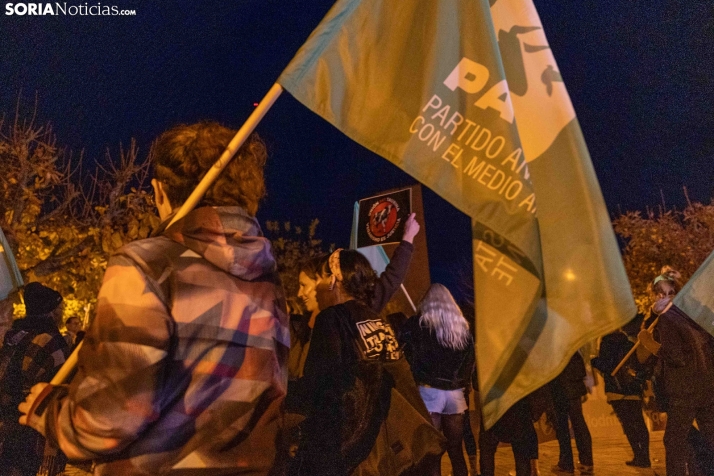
[295,248,444,475]
[289,212,420,382]
[637,268,714,476]
[18,122,289,475]
[590,318,651,469]
[276,0,636,431]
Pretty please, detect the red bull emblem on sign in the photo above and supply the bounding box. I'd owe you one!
[356,188,411,248]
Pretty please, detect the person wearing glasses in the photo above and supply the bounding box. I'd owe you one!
[637,267,714,476]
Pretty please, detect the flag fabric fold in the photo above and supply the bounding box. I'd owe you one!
[674,249,714,337]
[279,0,635,427]
[0,227,23,300]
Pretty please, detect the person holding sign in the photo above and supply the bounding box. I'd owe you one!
[637,268,714,476]
[18,122,289,475]
[289,213,421,381]
[294,249,443,475]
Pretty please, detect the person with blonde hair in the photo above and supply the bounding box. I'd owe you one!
[638,266,714,476]
[399,283,474,476]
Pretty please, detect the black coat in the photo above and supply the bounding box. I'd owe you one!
[297,300,443,475]
[591,331,645,397]
[398,316,474,390]
[654,305,714,406]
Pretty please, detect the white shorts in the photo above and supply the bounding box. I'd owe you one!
[418,386,467,415]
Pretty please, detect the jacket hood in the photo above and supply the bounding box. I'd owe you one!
[162,206,276,281]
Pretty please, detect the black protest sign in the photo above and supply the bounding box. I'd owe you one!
[357,188,412,248]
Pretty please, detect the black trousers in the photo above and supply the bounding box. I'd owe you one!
[463,409,478,456]
[479,398,538,476]
[689,426,714,476]
[664,401,714,476]
[551,390,593,468]
[610,399,649,463]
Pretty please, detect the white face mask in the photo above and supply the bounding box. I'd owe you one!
[652,296,673,315]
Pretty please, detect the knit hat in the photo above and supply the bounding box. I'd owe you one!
[23,282,63,316]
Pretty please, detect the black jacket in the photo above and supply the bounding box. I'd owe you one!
[654,305,714,406]
[298,300,443,475]
[369,240,413,314]
[287,241,413,382]
[591,331,645,397]
[398,315,474,390]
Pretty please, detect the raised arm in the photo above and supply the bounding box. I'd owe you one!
[369,213,419,313]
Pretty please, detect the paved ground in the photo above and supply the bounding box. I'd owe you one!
[441,431,665,475]
[64,431,665,475]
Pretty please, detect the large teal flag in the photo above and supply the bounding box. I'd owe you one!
[278,0,636,427]
[674,250,714,337]
[0,227,23,300]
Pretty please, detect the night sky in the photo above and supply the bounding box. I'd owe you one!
[1,1,713,298]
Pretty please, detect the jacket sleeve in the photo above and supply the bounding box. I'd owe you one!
[591,335,617,374]
[39,254,172,460]
[656,312,687,368]
[369,241,413,314]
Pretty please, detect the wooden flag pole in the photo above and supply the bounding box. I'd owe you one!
[169,83,284,227]
[610,304,669,377]
[400,283,417,313]
[50,83,284,386]
[51,341,80,385]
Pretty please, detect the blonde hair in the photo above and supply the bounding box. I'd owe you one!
[418,283,471,350]
[651,265,683,295]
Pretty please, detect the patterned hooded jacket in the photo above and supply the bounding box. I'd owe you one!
[37,207,289,475]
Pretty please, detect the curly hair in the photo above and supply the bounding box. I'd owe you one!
[153,121,267,216]
[319,250,377,306]
[650,265,683,295]
[418,283,471,350]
